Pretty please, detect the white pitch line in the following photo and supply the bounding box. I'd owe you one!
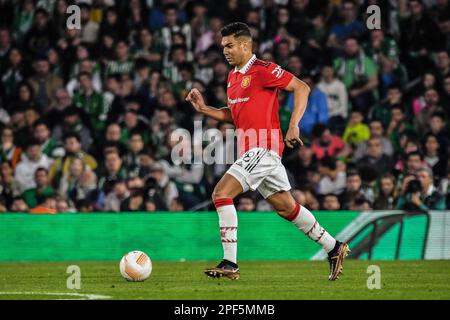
[0,292,112,300]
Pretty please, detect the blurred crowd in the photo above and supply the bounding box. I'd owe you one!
[0,0,449,213]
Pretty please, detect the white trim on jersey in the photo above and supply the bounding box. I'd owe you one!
[233,54,257,74]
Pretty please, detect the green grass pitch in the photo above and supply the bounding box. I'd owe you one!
[0,260,449,300]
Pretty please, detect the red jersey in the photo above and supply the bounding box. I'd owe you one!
[227,54,294,157]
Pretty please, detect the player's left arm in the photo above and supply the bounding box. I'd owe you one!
[283,77,311,148]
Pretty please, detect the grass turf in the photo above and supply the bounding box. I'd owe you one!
[0,260,449,300]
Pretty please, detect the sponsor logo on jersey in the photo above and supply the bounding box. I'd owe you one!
[271,65,284,79]
[228,97,250,104]
[241,76,251,88]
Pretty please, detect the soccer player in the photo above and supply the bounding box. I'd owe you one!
[186,22,349,281]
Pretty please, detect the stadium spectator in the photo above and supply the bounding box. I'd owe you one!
[354,119,394,160]
[0,161,21,208]
[289,73,328,136]
[120,189,146,212]
[284,143,318,188]
[1,47,26,105]
[414,88,445,133]
[399,0,446,77]
[57,156,97,204]
[342,110,370,146]
[45,88,72,129]
[33,120,63,159]
[147,162,178,209]
[79,3,99,45]
[348,195,371,211]
[97,149,126,193]
[363,30,406,95]
[386,105,416,154]
[327,0,365,50]
[21,167,55,208]
[333,36,378,114]
[237,194,257,212]
[370,85,405,130]
[0,1,448,212]
[357,137,395,176]
[14,139,53,193]
[427,112,449,153]
[0,126,22,169]
[28,57,63,112]
[340,170,374,209]
[318,156,346,196]
[54,194,74,213]
[322,194,341,211]
[23,8,58,58]
[52,106,93,151]
[9,196,29,212]
[48,132,97,185]
[396,167,446,211]
[317,65,348,135]
[73,71,108,133]
[169,197,185,212]
[29,194,57,214]
[292,188,320,211]
[311,124,346,160]
[423,133,448,182]
[373,173,397,210]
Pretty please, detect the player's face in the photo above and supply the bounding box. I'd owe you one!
[221,36,249,66]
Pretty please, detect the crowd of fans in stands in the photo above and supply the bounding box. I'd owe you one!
[0,0,449,213]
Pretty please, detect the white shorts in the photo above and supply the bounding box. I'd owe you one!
[226,147,291,199]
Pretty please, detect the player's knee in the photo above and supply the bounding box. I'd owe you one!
[276,208,291,218]
[275,203,298,220]
[211,187,231,201]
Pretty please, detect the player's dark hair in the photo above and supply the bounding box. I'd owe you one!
[220,22,252,38]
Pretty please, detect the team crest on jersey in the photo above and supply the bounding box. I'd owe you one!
[241,76,251,88]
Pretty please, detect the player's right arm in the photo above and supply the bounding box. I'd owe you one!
[185,88,234,124]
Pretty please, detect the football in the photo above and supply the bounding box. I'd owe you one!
[119,251,152,282]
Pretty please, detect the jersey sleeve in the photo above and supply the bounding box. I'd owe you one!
[259,63,294,89]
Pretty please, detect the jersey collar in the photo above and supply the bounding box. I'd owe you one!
[234,54,256,74]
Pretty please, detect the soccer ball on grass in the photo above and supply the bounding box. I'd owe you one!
[119,250,152,282]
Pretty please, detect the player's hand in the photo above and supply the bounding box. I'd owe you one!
[285,126,303,148]
[185,88,207,113]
